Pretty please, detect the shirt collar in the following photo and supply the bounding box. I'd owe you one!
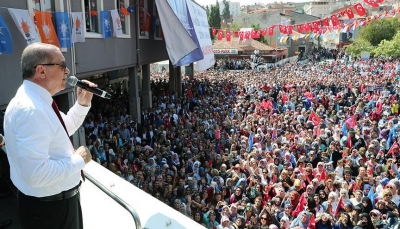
[23,80,53,106]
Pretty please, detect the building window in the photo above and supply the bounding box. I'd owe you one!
[30,0,52,12]
[116,0,130,36]
[83,0,103,37]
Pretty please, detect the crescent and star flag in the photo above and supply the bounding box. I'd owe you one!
[331,14,340,26]
[346,8,355,19]
[354,3,367,16]
[8,8,40,45]
[323,18,329,26]
[239,31,244,40]
[268,27,274,36]
[55,12,72,48]
[71,12,85,43]
[364,0,380,7]
[0,15,13,54]
[245,31,250,39]
[309,111,322,125]
[212,28,216,36]
[345,115,356,129]
[226,30,231,41]
[217,30,223,40]
[261,28,267,36]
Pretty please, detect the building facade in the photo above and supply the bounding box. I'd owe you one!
[304,0,346,18]
[218,1,240,16]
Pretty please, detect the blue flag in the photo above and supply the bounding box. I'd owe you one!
[367,187,376,208]
[0,15,13,54]
[55,12,72,48]
[100,11,112,38]
[248,132,254,152]
[342,124,348,137]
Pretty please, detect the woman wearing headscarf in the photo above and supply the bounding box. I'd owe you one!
[333,212,353,229]
[359,196,374,214]
[229,187,243,204]
[322,192,339,215]
[290,210,311,229]
[354,213,374,229]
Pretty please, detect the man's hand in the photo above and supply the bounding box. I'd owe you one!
[75,146,92,164]
[77,80,97,107]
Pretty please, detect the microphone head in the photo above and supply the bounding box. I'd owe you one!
[67,76,78,86]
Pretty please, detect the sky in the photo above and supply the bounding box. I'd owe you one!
[195,0,310,6]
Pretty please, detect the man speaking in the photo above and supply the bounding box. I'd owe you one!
[4,43,93,229]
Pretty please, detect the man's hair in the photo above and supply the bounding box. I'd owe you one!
[21,43,55,80]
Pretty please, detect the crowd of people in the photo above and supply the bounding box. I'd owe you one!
[84,51,400,229]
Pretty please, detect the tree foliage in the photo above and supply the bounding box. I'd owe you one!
[374,31,400,57]
[251,23,268,45]
[222,0,230,23]
[345,39,375,57]
[205,5,210,18]
[208,1,221,29]
[359,18,400,46]
[230,22,242,31]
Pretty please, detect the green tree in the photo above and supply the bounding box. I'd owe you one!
[230,22,242,32]
[359,18,400,46]
[345,39,375,57]
[222,0,230,23]
[205,5,210,18]
[250,23,268,45]
[374,31,400,57]
[208,1,221,38]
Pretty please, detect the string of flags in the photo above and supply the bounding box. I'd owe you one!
[0,5,153,54]
[212,1,400,42]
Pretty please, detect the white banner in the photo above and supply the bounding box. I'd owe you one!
[213,49,238,55]
[110,10,123,37]
[186,0,215,71]
[155,0,198,65]
[8,8,40,45]
[71,12,85,43]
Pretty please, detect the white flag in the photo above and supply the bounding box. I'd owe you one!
[110,10,123,37]
[8,8,40,45]
[71,12,85,43]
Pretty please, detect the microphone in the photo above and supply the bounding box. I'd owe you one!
[67,76,112,99]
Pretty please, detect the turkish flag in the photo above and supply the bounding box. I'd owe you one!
[245,31,250,39]
[268,27,274,36]
[334,196,345,217]
[323,18,330,26]
[331,14,339,26]
[344,115,356,128]
[339,10,347,16]
[308,214,316,229]
[287,25,293,34]
[346,7,355,19]
[212,28,216,36]
[226,30,231,41]
[312,21,320,30]
[309,111,321,125]
[296,24,302,32]
[354,3,367,16]
[261,28,267,36]
[293,193,307,217]
[279,25,285,33]
[251,30,257,38]
[364,0,379,7]
[217,30,223,40]
[234,31,239,37]
[239,32,244,40]
[307,22,313,31]
[256,30,261,38]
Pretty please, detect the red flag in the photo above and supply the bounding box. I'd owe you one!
[308,214,316,229]
[212,28,216,36]
[309,111,321,125]
[268,27,274,36]
[256,30,261,38]
[226,30,231,41]
[234,31,239,37]
[320,168,327,181]
[323,18,330,26]
[287,25,293,34]
[331,14,339,26]
[293,193,307,217]
[251,30,257,38]
[312,21,320,30]
[334,196,345,216]
[376,0,384,2]
[245,31,250,39]
[347,134,353,149]
[344,116,356,129]
[217,30,223,40]
[296,24,302,32]
[279,25,286,34]
[261,28,267,36]
[339,10,347,16]
[346,7,355,19]
[354,3,367,16]
[364,0,379,7]
[388,142,399,156]
[307,22,313,31]
[282,92,289,103]
[239,32,244,40]
[261,99,273,110]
